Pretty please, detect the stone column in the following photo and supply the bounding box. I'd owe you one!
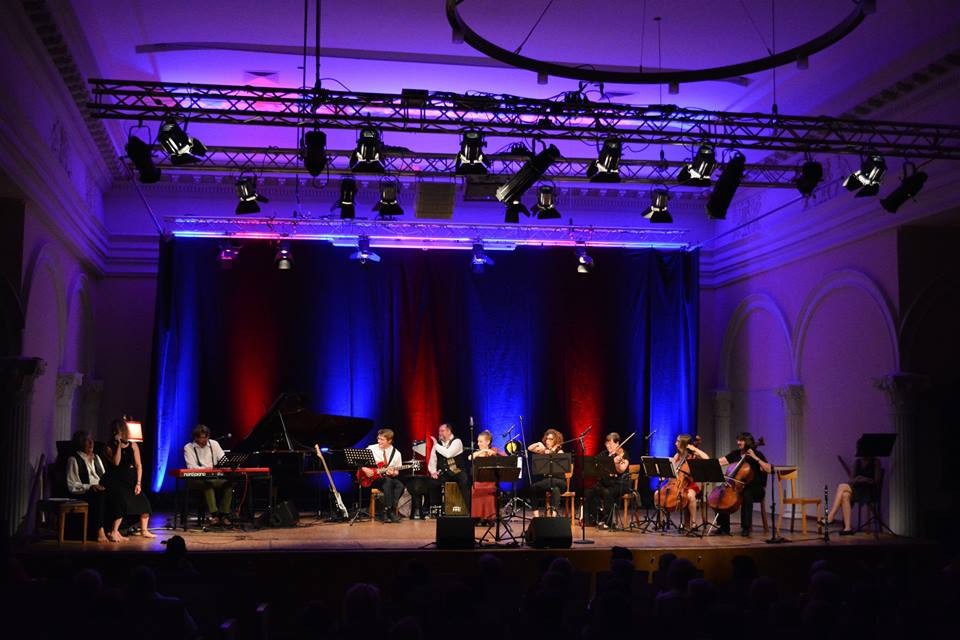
[0,357,46,539]
[874,373,926,537]
[79,378,104,437]
[55,372,84,442]
[711,389,733,454]
[776,384,805,469]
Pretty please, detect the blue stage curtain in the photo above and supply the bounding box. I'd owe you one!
[148,238,698,492]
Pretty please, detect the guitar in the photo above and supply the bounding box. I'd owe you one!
[314,445,349,520]
[357,459,421,487]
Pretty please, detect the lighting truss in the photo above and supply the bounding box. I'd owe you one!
[89,79,960,160]
[165,216,690,250]
[131,145,801,188]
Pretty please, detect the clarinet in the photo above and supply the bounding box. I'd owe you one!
[822,484,830,542]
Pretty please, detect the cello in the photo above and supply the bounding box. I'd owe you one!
[656,435,701,513]
[707,436,765,514]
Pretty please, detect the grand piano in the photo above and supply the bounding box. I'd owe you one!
[233,392,374,497]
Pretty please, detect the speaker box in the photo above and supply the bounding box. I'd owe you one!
[436,516,475,549]
[260,500,300,527]
[525,517,572,548]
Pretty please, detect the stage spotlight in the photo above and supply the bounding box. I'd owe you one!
[586,137,622,183]
[349,235,381,265]
[274,241,293,270]
[349,126,385,173]
[504,199,530,224]
[706,151,746,220]
[235,176,268,215]
[677,144,716,187]
[125,135,161,183]
[843,153,886,197]
[880,163,928,213]
[496,144,561,206]
[575,242,594,274]
[302,129,327,177]
[532,185,561,220]
[158,118,206,166]
[455,129,489,175]
[794,159,824,197]
[331,177,357,219]
[642,188,672,223]
[373,181,403,217]
[217,241,241,270]
[471,242,495,274]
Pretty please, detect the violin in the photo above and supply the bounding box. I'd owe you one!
[656,435,701,512]
[707,436,765,514]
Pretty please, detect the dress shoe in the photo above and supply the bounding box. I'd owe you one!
[839,529,855,536]
[740,529,751,537]
[711,528,731,536]
[389,509,401,523]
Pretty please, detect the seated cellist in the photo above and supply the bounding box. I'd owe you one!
[653,434,708,530]
[713,432,771,537]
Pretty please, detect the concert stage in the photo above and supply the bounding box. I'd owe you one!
[18,512,939,599]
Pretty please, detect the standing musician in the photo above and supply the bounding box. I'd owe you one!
[362,428,404,523]
[585,432,631,530]
[182,424,234,526]
[528,428,566,517]
[713,432,771,537]
[822,455,881,535]
[428,422,470,512]
[653,434,709,530]
[469,430,503,523]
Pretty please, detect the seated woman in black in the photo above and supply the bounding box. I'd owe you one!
[823,456,881,535]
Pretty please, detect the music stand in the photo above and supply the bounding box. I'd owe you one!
[854,433,897,536]
[475,456,521,546]
[215,451,251,469]
[580,455,617,526]
[642,456,680,532]
[530,453,572,477]
[685,458,725,537]
[343,448,377,525]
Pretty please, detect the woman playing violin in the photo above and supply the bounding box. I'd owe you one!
[470,430,503,523]
[714,432,771,537]
[528,428,565,516]
[653,434,708,530]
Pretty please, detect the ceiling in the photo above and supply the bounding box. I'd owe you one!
[40,0,960,243]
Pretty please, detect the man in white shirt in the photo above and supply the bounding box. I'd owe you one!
[183,424,234,525]
[66,430,123,542]
[428,422,471,513]
[362,428,404,522]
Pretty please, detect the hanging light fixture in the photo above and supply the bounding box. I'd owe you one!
[794,156,824,197]
[471,242,495,274]
[531,185,561,219]
[125,134,161,183]
[843,153,886,197]
[373,179,403,217]
[332,177,357,219]
[301,129,327,177]
[349,235,381,264]
[642,188,672,223]
[706,151,746,220]
[496,144,560,208]
[677,144,716,187]
[349,126,385,173]
[455,129,489,175]
[274,241,293,270]
[575,242,594,274]
[880,162,928,212]
[235,175,268,214]
[586,137,622,183]
[157,118,206,165]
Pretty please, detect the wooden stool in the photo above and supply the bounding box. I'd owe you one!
[37,499,89,543]
[369,489,382,520]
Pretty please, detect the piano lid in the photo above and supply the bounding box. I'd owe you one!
[235,392,374,453]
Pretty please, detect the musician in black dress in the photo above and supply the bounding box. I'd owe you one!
[428,422,470,512]
[65,430,124,542]
[528,428,566,517]
[714,432,771,537]
[103,418,156,538]
[585,432,631,529]
[183,424,234,525]
[823,455,881,535]
[362,428,403,523]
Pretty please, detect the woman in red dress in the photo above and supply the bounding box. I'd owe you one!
[470,430,502,524]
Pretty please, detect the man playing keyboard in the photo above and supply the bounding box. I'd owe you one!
[183,424,234,526]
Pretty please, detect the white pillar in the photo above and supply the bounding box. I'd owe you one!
[776,384,805,469]
[711,389,733,454]
[874,373,925,537]
[79,377,103,437]
[55,372,84,442]
[0,357,46,539]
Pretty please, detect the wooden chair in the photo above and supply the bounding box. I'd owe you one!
[619,464,642,528]
[368,488,382,521]
[776,467,822,534]
[37,499,88,543]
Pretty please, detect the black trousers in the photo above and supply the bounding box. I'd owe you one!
[716,485,765,532]
[586,475,630,525]
[372,476,404,510]
[531,476,566,511]
[75,488,123,535]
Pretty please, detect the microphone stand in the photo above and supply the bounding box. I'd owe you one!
[572,427,594,545]
[765,463,787,544]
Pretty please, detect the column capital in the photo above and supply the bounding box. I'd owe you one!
[0,357,46,396]
[776,383,805,414]
[873,372,929,412]
[56,372,85,404]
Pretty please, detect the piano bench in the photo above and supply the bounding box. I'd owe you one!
[370,489,383,521]
[37,499,88,544]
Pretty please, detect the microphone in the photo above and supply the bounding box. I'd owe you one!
[469,416,474,428]
[501,424,515,438]
[579,425,593,438]
[645,429,657,440]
